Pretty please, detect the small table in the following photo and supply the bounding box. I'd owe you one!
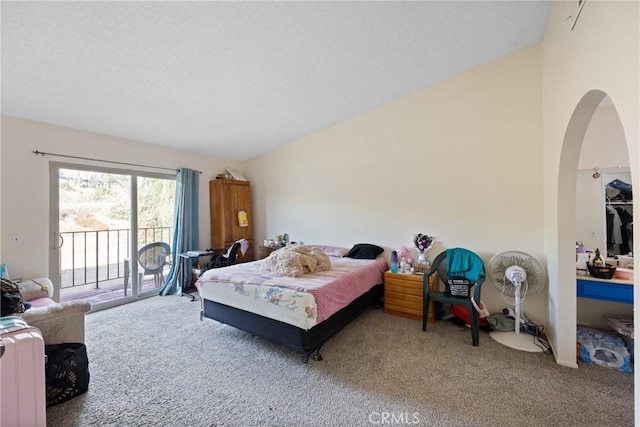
[384,271,435,322]
[176,250,214,300]
[258,245,281,260]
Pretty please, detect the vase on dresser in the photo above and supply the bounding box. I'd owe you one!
[414,247,431,274]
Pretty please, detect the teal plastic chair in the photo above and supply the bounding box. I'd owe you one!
[422,248,486,346]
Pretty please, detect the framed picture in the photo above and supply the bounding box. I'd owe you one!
[225,167,247,181]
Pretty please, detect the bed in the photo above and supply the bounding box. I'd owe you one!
[196,246,388,362]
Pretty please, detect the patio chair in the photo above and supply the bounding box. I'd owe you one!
[124,242,171,295]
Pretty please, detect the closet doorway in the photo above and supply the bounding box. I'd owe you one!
[574,95,633,334]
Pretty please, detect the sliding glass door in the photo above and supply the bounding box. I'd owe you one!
[49,163,175,307]
[133,176,176,296]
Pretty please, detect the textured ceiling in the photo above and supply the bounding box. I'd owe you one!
[1,1,552,161]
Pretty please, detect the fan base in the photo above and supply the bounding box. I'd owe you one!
[490,331,544,353]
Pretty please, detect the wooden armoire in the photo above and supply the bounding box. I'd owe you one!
[209,179,254,262]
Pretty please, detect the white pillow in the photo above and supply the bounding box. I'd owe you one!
[311,245,350,258]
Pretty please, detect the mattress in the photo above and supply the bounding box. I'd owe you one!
[196,256,388,330]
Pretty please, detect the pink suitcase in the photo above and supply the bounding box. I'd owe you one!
[0,317,47,427]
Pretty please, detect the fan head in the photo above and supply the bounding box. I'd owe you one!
[488,251,546,298]
[505,265,527,285]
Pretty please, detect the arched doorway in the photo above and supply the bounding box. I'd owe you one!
[556,89,633,366]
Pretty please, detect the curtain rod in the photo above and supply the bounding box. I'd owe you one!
[32,150,202,174]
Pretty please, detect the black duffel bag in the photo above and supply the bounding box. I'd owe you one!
[45,343,90,406]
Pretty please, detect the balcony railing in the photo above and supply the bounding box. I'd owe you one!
[59,227,173,289]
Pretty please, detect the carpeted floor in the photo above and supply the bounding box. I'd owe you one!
[46,295,634,426]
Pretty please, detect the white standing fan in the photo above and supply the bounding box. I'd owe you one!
[487,251,547,352]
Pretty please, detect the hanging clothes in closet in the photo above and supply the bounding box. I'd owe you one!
[616,206,633,255]
[605,179,633,256]
[606,203,623,254]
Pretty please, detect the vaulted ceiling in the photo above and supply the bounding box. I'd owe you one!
[1,1,552,161]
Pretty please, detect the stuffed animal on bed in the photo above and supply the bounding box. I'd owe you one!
[263,245,331,277]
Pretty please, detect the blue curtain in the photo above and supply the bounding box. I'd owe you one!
[160,168,199,296]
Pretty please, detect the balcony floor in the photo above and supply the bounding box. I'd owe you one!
[60,277,165,306]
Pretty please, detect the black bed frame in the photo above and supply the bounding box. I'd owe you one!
[200,283,383,363]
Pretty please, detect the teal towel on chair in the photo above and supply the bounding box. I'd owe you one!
[446,248,485,283]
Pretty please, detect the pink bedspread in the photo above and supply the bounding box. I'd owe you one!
[197,256,388,323]
[307,257,388,321]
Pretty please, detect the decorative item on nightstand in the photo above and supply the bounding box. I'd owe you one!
[390,251,399,273]
[413,233,434,274]
[396,246,412,273]
[414,263,431,275]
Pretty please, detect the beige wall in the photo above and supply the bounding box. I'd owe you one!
[579,101,629,170]
[246,44,547,323]
[0,115,244,280]
[542,0,639,387]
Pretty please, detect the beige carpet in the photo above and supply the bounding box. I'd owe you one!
[46,295,634,426]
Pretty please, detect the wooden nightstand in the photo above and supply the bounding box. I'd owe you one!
[384,271,435,323]
[258,245,279,260]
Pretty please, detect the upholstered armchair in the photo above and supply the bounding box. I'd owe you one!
[17,278,91,345]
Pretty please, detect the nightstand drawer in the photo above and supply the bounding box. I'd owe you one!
[384,274,423,286]
[384,282,423,296]
[385,291,423,310]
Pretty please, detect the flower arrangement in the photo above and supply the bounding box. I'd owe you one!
[414,233,434,253]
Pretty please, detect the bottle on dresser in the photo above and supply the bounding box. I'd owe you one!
[593,248,604,266]
[390,251,399,273]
